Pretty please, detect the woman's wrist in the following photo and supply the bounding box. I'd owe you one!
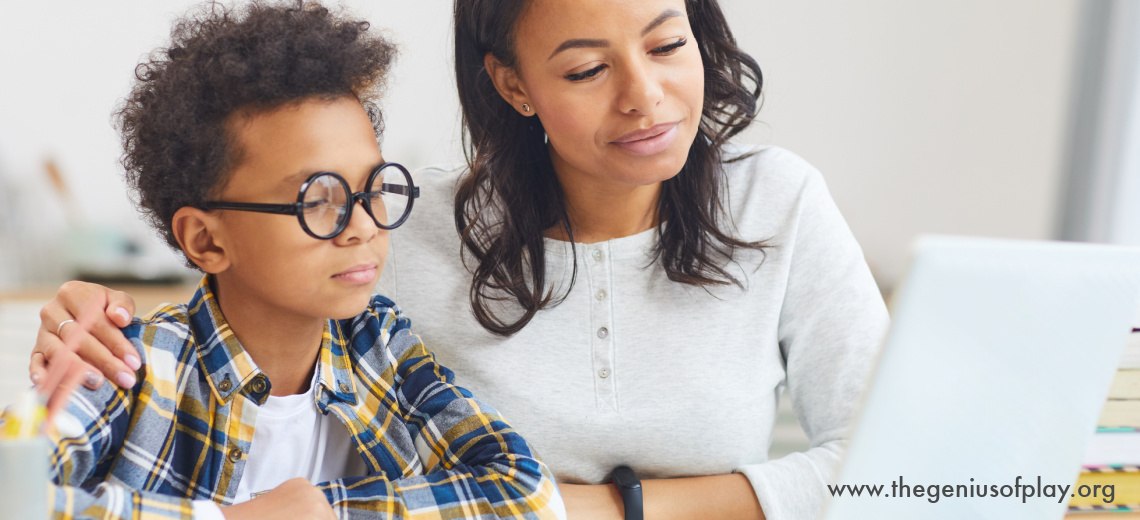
[559,483,624,520]
[611,466,643,520]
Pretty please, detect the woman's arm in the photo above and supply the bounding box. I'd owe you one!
[560,475,764,520]
[30,281,140,395]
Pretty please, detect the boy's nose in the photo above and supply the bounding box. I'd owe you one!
[333,198,380,245]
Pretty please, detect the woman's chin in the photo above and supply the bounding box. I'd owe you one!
[606,148,690,186]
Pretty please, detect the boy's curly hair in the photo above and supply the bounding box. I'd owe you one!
[116,1,396,265]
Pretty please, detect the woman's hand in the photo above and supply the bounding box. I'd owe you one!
[220,478,337,520]
[30,281,140,392]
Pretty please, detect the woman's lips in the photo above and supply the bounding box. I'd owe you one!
[611,122,679,156]
[333,263,378,284]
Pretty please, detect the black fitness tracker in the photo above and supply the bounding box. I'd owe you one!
[611,465,643,520]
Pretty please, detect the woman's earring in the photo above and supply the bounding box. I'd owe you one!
[522,103,531,113]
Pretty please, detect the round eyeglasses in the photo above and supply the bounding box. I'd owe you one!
[200,162,419,239]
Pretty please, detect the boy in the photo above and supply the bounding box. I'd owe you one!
[41,2,563,519]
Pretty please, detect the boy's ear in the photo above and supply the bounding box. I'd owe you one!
[484,53,535,117]
[171,207,230,274]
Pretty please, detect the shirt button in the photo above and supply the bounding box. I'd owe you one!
[251,376,267,394]
[228,447,243,463]
[339,383,351,394]
[595,290,607,301]
[597,327,609,339]
[218,378,232,392]
[592,250,603,261]
[598,368,610,379]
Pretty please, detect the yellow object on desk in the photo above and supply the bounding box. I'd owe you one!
[0,390,46,439]
[0,390,50,520]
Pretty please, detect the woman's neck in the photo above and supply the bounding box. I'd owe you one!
[545,151,662,244]
[211,275,323,396]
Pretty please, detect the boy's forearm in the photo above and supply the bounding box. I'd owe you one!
[319,462,564,520]
[50,482,196,520]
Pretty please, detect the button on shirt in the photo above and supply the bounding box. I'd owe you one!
[47,276,565,520]
[193,370,369,520]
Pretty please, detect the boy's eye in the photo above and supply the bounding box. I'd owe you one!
[564,64,606,82]
[301,199,332,214]
[651,38,687,55]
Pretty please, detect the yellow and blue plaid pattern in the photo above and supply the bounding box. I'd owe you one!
[48,277,563,519]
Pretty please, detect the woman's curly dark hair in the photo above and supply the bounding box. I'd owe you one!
[116,0,396,266]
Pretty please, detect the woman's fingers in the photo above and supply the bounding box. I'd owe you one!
[103,288,137,327]
[79,285,141,378]
[34,281,139,389]
[32,289,120,425]
[89,310,141,375]
[30,327,59,386]
[39,350,102,425]
[60,317,136,389]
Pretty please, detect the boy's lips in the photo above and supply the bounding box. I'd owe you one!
[332,263,378,284]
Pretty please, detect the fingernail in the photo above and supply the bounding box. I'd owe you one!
[115,308,132,324]
[116,371,137,388]
[124,355,142,371]
[84,371,103,389]
[30,372,40,384]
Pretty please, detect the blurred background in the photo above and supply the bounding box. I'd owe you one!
[1,0,1138,454]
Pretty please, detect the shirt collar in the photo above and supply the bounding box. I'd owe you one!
[186,276,358,406]
[318,320,359,406]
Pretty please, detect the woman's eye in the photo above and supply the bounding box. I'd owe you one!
[564,64,606,82]
[651,38,687,56]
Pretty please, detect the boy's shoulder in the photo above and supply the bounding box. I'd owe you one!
[339,294,422,364]
[122,302,197,369]
[356,293,407,330]
[53,303,198,440]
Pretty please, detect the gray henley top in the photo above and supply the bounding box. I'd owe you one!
[378,145,889,519]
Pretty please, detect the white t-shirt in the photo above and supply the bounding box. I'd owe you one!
[379,145,890,520]
[192,369,366,519]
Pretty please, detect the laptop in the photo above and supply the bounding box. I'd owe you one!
[820,236,1140,519]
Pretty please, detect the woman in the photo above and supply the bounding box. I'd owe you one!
[32,0,888,518]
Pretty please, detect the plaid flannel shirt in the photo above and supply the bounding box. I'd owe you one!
[48,277,564,520]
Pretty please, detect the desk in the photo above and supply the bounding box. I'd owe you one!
[0,284,198,316]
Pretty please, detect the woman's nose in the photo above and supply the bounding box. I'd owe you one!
[617,59,665,115]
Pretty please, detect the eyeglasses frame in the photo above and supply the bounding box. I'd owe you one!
[199,162,419,240]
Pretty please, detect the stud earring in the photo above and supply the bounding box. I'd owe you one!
[522,103,531,113]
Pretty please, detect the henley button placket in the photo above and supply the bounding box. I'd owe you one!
[587,244,617,410]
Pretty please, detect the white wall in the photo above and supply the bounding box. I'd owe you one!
[733,0,1080,288]
[0,0,1081,290]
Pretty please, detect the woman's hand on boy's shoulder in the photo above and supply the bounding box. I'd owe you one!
[30,281,141,393]
[220,478,337,520]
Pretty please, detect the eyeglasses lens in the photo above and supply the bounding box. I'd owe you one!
[374,166,411,227]
[301,174,350,237]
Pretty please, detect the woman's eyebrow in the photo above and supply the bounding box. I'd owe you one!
[641,8,684,36]
[546,8,685,61]
[547,38,608,61]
